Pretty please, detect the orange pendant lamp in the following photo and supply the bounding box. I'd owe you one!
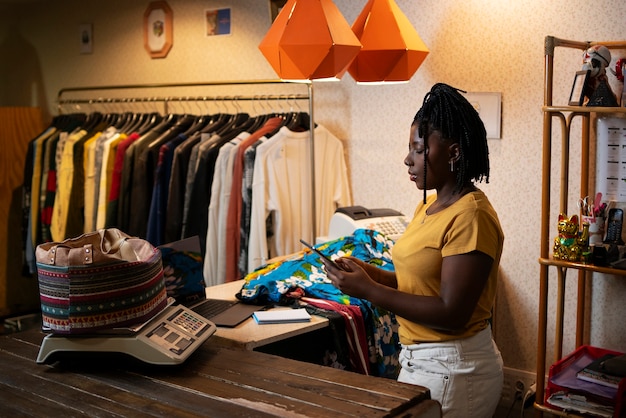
[348,0,429,83]
[259,0,362,81]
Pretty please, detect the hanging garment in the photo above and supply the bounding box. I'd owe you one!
[247,124,352,272]
[238,137,267,278]
[146,133,188,246]
[118,114,178,234]
[95,132,125,229]
[39,131,61,243]
[146,113,214,245]
[180,133,224,246]
[87,127,119,232]
[203,134,246,286]
[49,128,88,241]
[181,113,252,249]
[82,129,102,233]
[164,132,201,243]
[35,115,85,244]
[127,115,195,238]
[24,126,56,272]
[105,132,141,228]
[223,116,284,282]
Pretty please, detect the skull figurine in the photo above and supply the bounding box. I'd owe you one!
[581,44,618,107]
[582,45,611,78]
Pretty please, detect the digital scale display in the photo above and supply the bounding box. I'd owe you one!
[144,308,213,356]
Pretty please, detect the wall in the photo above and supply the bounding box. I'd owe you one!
[1,0,626,381]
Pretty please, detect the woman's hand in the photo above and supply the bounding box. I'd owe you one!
[325,257,379,300]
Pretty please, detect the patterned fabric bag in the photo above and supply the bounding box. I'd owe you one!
[35,228,168,334]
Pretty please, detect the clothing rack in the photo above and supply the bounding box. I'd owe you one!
[56,79,318,238]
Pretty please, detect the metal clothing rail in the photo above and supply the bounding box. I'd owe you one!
[56,79,317,242]
[57,94,311,114]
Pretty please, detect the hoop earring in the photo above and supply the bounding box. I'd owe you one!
[450,160,455,172]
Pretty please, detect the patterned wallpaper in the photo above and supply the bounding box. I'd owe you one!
[1,0,626,378]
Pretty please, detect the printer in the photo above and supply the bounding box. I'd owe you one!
[324,206,409,242]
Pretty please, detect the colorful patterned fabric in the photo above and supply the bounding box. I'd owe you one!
[303,297,371,375]
[239,228,401,378]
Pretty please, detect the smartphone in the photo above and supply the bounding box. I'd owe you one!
[299,239,344,270]
[604,208,625,245]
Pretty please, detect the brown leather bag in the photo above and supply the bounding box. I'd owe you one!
[35,228,168,334]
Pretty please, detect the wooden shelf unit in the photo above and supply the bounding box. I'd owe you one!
[535,36,626,417]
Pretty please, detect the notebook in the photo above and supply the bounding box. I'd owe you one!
[253,309,311,324]
[158,237,266,328]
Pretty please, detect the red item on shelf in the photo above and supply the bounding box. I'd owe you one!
[545,345,626,417]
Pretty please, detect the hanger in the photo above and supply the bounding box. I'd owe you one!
[136,112,163,135]
[115,111,136,132]
[283,95,310,131]
[182,97,216,136]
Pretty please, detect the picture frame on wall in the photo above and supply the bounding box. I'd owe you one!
[569,70,590,106]
[79,23,93,54]
[144,1,173,59]
[269,0,288,22]
[205,8,231,36]
[462,92,502,139]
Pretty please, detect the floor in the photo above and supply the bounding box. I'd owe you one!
[493,402,537,418]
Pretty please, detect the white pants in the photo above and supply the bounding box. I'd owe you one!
[398,326,503,418]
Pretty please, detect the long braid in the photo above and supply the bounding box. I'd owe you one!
[423,135,428,203]
[413,83,490,195]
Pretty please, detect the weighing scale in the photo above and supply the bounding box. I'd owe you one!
[37,300,217,365]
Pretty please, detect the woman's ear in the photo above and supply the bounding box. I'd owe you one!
[449,142,461,162]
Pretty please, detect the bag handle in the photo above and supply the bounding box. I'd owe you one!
[99,228,128,253]
[100,228,140,261]
[41,228,140,266]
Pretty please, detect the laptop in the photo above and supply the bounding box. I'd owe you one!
[187,297,268,328]
[159,237,268,328]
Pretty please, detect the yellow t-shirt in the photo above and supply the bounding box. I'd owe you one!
[392,190,504,344]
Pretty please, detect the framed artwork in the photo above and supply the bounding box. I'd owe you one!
[569,70,590,106]
[79,23,93,54]
[205,8,231,36]
[144,1,173,59]
[269,0,288,22]
[462,92,502,139]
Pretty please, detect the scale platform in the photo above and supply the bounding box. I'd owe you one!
[37,303,217,365]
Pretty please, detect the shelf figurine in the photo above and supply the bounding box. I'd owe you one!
[582,44,619,107]
[553,214,589,262]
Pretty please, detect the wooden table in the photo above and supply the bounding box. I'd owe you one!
[205,280,329,350]
[0,328,441,417]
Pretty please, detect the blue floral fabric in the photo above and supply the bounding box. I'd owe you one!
[160,247,205,304]
[239,229,401,378]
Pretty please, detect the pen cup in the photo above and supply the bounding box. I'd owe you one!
[583,215,605,245]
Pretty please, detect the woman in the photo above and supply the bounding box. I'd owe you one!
[327,83,504,417]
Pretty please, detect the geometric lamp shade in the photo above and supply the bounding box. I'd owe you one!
[259,0,362,81]
[348,0,429,83]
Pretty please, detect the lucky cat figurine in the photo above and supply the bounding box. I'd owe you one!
[553,214,589,262]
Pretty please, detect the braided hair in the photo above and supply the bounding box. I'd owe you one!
[413,83,490,203]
